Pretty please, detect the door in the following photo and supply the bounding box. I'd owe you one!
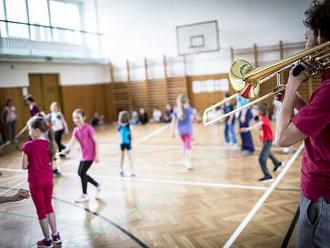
[28,74,62,114]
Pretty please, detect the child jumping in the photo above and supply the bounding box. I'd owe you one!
[118,111,135,177]
[240,103,282,182]
[172,94,197,170]
[62,108,101,203]
[22,116,61,247]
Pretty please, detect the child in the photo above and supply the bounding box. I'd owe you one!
[223,93,237,146]
[25,95,40,117]
[238,107,255,155]
[241,103,282,182]
[172,94,197,170]
[48,102,68,154]
[61,108,101,203]
[22,116,61,247]
[47,102,69,177]
[118,111,135,177]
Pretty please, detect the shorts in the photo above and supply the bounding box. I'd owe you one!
[120,143,132,151]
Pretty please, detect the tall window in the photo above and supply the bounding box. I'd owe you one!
[28,0,51,41]
[50,0,82,44]
[5,0,29,38]
[0,0,7,37]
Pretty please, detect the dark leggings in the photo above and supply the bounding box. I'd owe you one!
[54,129,66,152]
[78,161,99,194]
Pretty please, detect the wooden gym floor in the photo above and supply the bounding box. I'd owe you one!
[0,123,302,248]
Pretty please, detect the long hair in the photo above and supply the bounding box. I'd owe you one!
[304,0,330,41]
[28,116,56,162]
[176,94,188,120]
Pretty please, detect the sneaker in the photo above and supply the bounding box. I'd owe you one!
[130,173,136,177]
[75,194,89,203]
[273,162,282,172]
[185,162,193,170]
[51,232,61,245]
[37,238,53,248]
[95,185,101,198]
[53,170,62,178]
[119,171,125,177]
[258,176,273,183]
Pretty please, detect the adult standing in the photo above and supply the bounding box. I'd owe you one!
[276,1,330,246]
[1,99,17,143]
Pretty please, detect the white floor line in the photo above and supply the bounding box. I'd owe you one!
[0,167,268,191]
[99,142,287,152]
[134,125,170,145]
[223,144,304,248]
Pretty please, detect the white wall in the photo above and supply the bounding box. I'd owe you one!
[0,62,110,87]
[98,0,312,75]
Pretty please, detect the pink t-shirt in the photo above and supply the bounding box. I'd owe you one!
[73,124,96,161]
[22,139,53,184]
[292,69,330,202]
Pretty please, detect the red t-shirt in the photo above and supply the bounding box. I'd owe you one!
[22,139,53,184]
[292,69,330,202]
[260,115,273,141]
[73,124,96,161]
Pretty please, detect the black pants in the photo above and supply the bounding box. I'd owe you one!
[259,141,280,177]
[54,129,65,152]
[78,161,99,194]
[5,120,16,142]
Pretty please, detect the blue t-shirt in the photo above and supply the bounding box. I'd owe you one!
[174,106,194,135]
[118,123,131,145]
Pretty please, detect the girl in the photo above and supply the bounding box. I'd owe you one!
[238,107,255,155]
[22,116,61,248]
[172,94,197,170]
[118,111,135,177]
[47,102,69,156]
[61,108,101,203]
[1,99,17,143]
[25,95,40,117]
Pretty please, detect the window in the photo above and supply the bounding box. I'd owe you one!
[50,0,82,44]
[28,0,51,41]
[0,0,7,37]
[6,0,29,38]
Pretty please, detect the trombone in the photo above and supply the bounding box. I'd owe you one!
[203,41,330,126]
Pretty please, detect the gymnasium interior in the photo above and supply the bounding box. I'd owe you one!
[0,0,327,247]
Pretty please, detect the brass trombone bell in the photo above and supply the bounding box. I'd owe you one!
[203,41,330,126]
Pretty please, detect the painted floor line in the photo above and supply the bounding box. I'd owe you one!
[0,168,268,191]
[223,144,304,248]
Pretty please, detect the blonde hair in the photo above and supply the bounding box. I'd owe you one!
[119,111,130,124]
[50,102,59,111]
[176,94,188,120]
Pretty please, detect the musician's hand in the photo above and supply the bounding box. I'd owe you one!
[287,66,310,89]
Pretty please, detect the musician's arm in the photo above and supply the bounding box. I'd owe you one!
[276,71,308,147]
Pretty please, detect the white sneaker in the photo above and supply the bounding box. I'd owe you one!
[75,194,89,203]
[185,161,193,170]
[95,185,101,199]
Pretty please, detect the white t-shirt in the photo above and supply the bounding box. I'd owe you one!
[153,110,162,122]
[48,112,64,131]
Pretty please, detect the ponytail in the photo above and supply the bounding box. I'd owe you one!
[48,128,56,163]
[28,116,56,162]
[177,94,188,120]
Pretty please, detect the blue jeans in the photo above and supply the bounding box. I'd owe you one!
[224,122,237,144]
